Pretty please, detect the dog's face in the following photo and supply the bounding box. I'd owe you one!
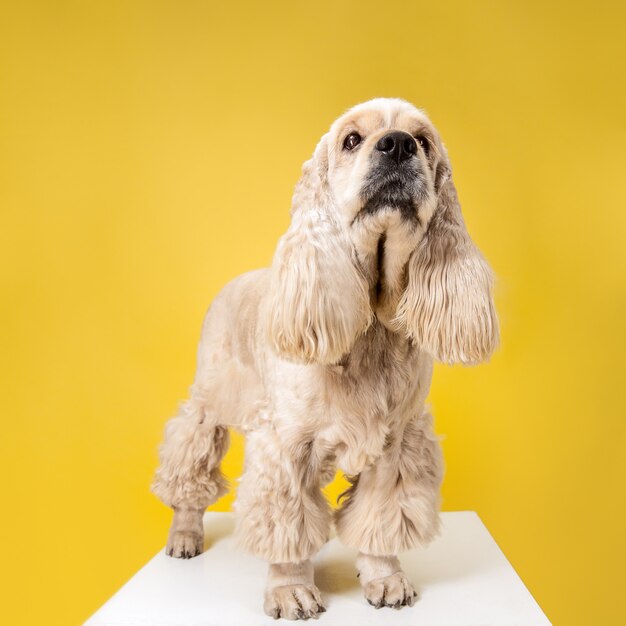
[266,98,499,366]
[325,99,437,228]
[321,100,441,323]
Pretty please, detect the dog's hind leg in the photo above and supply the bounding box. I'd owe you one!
[151,395,230,558]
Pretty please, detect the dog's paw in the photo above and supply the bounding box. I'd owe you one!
[264,584,326,620]
[363,572,418,609]
[165,530,203,559]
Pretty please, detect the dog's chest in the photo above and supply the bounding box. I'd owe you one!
[335,334,418,410]
[320,325,424,474]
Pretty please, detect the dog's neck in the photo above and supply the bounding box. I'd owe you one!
[332,317,417,372]
[350,208,424,330]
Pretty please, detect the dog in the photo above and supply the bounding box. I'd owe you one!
[151,97,499,620]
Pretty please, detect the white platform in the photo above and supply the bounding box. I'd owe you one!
[84,511,550,626]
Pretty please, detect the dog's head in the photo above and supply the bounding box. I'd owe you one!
[266,98,499,365]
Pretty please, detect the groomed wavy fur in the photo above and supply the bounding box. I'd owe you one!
[151,97,498,620]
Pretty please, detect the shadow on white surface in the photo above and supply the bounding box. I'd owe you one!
[202,514,235,552]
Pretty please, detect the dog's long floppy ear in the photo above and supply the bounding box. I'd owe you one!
[265,134,372,365]
[395,148,499,365]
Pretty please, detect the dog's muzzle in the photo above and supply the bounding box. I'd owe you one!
[358,131,426,221]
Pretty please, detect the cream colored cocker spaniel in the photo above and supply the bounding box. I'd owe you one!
[152,97,498,620]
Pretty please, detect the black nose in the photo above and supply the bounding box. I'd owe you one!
[375,131,417,164]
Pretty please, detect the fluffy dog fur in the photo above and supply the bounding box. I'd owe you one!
[151,97,498,620]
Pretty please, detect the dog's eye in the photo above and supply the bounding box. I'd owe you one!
[415,135,430,156]
[343,132,362,151]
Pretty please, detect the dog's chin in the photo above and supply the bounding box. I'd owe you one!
[358,170,427,224]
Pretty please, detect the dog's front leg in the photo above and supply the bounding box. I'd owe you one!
[234,425,331,619]
[355,552,418,608]
[263,560,326,620]
[335,410,443,609]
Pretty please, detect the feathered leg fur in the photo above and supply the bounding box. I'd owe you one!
[234,425,332,617]
[234,425,332,562]
[151,395,230,558]
[335,410,444,606]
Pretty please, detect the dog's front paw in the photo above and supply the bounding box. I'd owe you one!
[264,584,326,620]
[165,530,203,559]
[364,572,418,609]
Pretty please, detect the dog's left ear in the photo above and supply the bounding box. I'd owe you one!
[395,147,499,364]
[264,134,372,365]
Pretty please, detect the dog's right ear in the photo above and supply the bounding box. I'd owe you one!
[265,134,372,365]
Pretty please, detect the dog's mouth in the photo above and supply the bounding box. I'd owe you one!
[358,165,427,223]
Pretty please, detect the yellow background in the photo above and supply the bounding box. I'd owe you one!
[1,1,625,624]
